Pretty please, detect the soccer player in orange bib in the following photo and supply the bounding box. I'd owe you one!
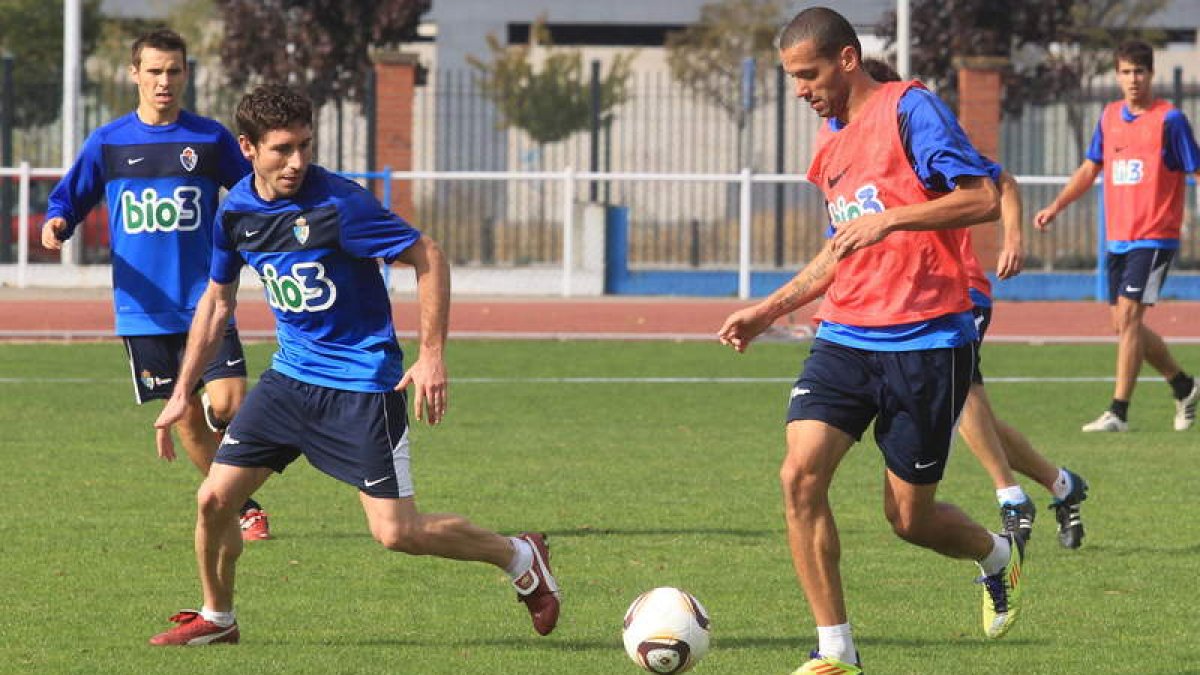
[718,8,1023,673]
[1036,40,1200,433]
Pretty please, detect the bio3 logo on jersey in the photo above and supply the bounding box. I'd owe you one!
[827,184,885,225]
[260,262,337,313]
[121,187,202,233]
[1110,159,1144,186]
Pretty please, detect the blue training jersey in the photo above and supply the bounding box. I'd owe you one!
[817,87,988,351]
[211,165,422,392]
[46,110,250,335]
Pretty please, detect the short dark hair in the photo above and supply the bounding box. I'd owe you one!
[775,6,862,61]
[861,57,900,83]
[236,84,314,145]
[131,28,187,67]
[1115,40,1154,72]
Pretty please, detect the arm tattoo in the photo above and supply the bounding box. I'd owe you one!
[784,248,834,306]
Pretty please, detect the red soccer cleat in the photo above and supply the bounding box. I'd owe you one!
[240,508,271,541]
[149,610,239,646]
[512,532,560,636]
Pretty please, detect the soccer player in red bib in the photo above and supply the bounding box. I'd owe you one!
[1035,40,1200,433]
[718,9,1022,674]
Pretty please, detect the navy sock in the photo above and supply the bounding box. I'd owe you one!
[1169,372,1194,400]
[1109,399,1130,422]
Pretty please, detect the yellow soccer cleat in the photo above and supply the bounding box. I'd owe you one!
[978,532,1025,639]
[792,650,863,674]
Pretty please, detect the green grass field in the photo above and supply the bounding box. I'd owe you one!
[1,339,1197,674]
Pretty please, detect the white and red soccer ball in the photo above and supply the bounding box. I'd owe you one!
[622,587,711,673]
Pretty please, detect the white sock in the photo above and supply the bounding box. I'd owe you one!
[1051,468,1072,500]
[977,532,1011,576]
[504,536,533,579]
[996,485,1028,506]
[200,607,236,627]
[816,623,856,663]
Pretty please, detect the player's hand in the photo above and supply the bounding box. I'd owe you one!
[396,353,448,425]
[830,212,890,259]
[717,306,773,354]
[41,217,69,250]
[153,395,189,461]
[1032,207,1057,231]
[996,245,1024,280]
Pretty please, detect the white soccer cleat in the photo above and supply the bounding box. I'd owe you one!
[1173,382,1198,431]
[1081,410,1128,432]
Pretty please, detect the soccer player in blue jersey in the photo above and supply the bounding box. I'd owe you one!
[41,29,271,540]
[147,84,560,646]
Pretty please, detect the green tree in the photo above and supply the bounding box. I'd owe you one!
[878,0,1169,155]
[664,0,785,123]
[467,17,635,150]
[0,0,103,128]
[216,0,430,108]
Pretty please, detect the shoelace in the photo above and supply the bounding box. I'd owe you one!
[240,511,267,528]
[976,573,1009,613]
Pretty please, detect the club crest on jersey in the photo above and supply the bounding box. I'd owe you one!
[139,369,155,389]
[179,146,198,172]
[293,216,309,245]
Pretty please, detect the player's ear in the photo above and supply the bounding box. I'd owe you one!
[237,135,255,163]
[128,63,139,83]
[840,45,857,73]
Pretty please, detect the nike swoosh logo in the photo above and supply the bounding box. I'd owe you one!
[827,167,849,189]
[225,358,245,367]
[790,387,811,399]
[364,476,393,487]
[1125,286,1143,293]
[915,460,938,469]
[127,157,145,165]
[1113,145,1127,153]
[153,377,173,386]
[244,230,260,238]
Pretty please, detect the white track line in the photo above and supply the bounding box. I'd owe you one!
[0,375,1149,384]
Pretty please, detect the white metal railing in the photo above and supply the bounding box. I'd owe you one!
[2,166,1091,299]
[388,168,818,298]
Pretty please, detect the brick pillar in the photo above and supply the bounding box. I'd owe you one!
[954,55,1007,274]
[373,51,419,221]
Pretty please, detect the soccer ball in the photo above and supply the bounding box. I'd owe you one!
[622,587,711,673]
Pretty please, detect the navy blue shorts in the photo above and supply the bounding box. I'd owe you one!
[971,304,993,385]
[786,338,974,484]
[216,369,413,499]
[123,324,247,403]
[1106,248,1174,306]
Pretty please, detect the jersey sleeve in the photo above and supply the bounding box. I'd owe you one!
[45,132,107,239]
[897,88,992,192]
[336,185,422,262]
[1163,109,1200,173]
[215,127,252,189]
[209,208,244,284]
[1086,119,1104,164]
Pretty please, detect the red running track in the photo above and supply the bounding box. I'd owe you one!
[3,294,1200,341]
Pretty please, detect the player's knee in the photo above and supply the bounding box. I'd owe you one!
[373,521,426,554]
[196,483,239,520]
[204,395,239,428]
[779,461,823,510]
[885,508,931,545]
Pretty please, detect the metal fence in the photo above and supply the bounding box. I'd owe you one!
[2,58,1198,271]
